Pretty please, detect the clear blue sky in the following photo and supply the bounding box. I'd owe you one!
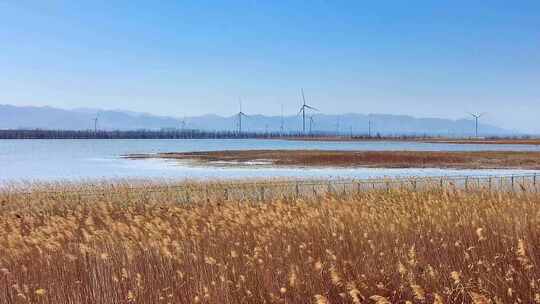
[1,1,539,132]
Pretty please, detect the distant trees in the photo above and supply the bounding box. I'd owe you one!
[0,129,311,139]
[0,128,534,140]
[0,129,240,139]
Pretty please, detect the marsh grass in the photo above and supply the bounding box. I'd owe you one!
[0,182,539,303]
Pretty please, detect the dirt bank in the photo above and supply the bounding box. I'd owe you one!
[127,150,540,169]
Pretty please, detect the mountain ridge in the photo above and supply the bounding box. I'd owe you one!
[0,104,514,136]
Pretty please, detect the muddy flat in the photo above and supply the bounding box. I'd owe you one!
[127,150,540,169]
[423,139,540,145]
[276,137,540,145]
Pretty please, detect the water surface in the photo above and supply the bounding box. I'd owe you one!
[1,139,539,182]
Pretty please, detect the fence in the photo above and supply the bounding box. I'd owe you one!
[3,173,539,203]
[216,174,540,202]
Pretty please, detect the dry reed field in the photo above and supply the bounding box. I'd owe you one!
[1,181,539,303]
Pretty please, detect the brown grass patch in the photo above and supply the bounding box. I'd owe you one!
[278,136,540,145]
[425,139,540,145]
[128,150,540,169]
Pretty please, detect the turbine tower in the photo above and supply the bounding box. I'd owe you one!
[280,104,284,136]
[180,116,186,132]
[309,115,314,135]
[298,88,318,134]
[469,112,485,138]
[237,98,248,135]
[368,115,372,138]
[92,114,99,134]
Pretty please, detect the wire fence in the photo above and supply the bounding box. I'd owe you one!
[3,173,539,202]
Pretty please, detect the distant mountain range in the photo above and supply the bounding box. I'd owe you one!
[0,104,512,136]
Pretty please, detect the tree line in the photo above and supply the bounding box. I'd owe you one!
[0,129,263,139]
[0,128,405,140]
[0,129,349,139]
[0,128,531,140]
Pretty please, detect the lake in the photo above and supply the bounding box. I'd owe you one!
[1,139,539,182]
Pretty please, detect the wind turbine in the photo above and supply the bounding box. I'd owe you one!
[367,114,374,138]
[92,113,99,134]
[309,115,314,135]
[298,88,318,134]
[237,98,248,135]
[468,112,485,137]
[280,104,285,136]
[180,116,186,132]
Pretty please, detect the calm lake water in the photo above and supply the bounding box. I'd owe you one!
[1,139,539,182]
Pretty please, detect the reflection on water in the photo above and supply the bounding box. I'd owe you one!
[1,139,539,182]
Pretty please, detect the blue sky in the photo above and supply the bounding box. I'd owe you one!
[1,1,539,132]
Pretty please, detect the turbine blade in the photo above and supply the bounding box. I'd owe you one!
[304,105,319,111]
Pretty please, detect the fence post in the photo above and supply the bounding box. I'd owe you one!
[224,188,229,201]
[511,175,515,192]
[296,182,300,198]
[488,177,492,191]
[260,186,265,202]
[534,174,537,193]
[465,177,469,191]
[440,177,443,190]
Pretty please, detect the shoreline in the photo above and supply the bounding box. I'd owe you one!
[276,136,540,145]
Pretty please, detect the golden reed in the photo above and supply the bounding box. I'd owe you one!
[0,181,539,303]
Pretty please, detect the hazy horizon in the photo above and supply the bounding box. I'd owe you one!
[1,2,539,132]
